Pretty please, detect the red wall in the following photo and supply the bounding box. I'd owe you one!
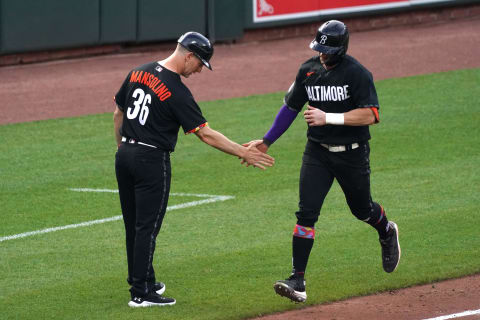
[254,0,443,22]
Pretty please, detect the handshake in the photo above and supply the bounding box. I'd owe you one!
[239,139,273,170]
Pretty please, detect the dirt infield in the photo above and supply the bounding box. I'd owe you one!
[1,14,479,320]
[254,274,480,320]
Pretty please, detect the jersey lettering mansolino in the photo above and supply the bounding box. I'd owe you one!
[129,70,172,101]
[115,62,207,151]
[285,55,379,145]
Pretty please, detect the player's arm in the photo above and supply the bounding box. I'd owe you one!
[261,104,299,150]
[113,105,124,146]
[304,106,378,126]
[245,84,303,153]
[194,126,275,170]
[241,104,299,154]
[245,65,308,153]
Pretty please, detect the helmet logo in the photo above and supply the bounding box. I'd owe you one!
[319,35,328,45]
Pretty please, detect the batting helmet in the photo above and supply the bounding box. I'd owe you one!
[178,31,214,70]
[310,20,349,66]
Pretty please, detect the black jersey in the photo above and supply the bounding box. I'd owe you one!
[285,55,379,144]
[115,62,207,151]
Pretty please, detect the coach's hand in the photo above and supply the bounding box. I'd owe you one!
[304,105,326,126]
[241,140,274,170]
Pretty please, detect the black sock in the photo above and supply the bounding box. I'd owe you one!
[292,235,314,274]
[367,202,389,239]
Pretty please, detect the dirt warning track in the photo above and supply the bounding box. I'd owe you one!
[0,18,479,125]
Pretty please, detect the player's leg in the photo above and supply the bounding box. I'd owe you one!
[274,141,334,302]
[333,143,400,273]
[115,145,138,287]
[128,148,175,307]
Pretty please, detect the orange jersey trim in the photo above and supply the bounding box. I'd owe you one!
[186,122,209,134]
[370,107,380,123]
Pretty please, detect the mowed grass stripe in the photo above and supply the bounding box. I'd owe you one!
[0,69,479,320]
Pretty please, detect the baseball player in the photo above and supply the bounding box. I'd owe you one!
[246,20,400,303]
[113,31,274,307]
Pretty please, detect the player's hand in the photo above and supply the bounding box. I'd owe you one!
[241,140,274,170]
[304,105,326,126]
[240,140,270,165]
[242,140,269,153]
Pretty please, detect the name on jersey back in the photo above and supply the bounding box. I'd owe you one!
[130,70,172,101]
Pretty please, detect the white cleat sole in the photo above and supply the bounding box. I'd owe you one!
[389,222,401,272]
[274,282,307,303]
[128,300,176,308]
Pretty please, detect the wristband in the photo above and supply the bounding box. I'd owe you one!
[262,137,272,147]
[325,113,344,125]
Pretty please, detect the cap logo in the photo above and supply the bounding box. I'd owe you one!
[319,35,328,45]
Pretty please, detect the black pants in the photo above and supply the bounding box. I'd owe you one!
[296,140,375,224]
[115,143,171,297]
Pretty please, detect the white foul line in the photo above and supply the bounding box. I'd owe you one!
[0,188,234,243]
[423,309,480,320]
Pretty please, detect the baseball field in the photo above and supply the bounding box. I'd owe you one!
[1,13,480,320]
[1,66,479,319]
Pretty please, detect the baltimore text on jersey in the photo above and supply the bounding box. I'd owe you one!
[305,85,350,102]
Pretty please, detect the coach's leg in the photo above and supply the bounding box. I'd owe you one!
[115,146,137,286]
[130,149,171,298]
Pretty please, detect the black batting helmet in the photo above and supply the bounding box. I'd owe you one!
[178,31,214,70]
[310,20,349,66]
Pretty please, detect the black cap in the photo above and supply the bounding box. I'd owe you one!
[178,32,214,70]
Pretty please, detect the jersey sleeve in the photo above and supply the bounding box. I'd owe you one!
[284,68,309,112]
[350,69,379,109]
[171,93,208,134]
[114,72,132,111]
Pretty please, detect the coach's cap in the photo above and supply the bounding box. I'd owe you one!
[178,31,214,70]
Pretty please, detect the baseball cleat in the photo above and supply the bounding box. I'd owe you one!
[273,274,307,303]
[380,221,401,273]
[128,292,176,308]
[154,282,166,295]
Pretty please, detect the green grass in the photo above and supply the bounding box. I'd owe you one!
[0,68,479,319]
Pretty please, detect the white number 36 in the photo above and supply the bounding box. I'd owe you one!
[127,88,151,125]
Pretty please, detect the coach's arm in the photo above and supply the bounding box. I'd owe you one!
[194,126,274,170]
[114,106,124,147]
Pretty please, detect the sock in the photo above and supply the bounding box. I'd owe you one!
[292,225,315,274]
[366,202,389,239]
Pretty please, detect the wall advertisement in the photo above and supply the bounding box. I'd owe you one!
[253,0,455,23]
